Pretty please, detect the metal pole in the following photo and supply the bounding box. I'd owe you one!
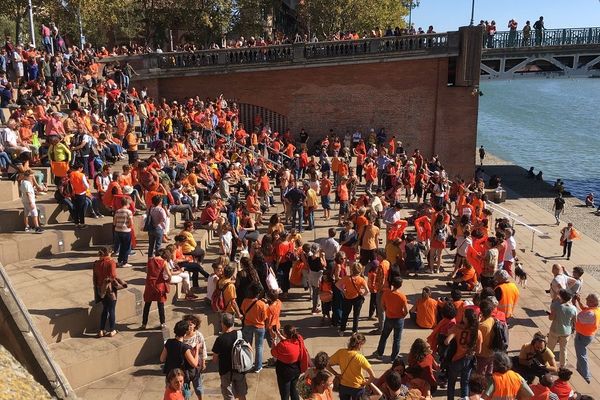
[27,0,36,47]
[408,0,412,29]
[470,0,475,26]
[77,8,84,48]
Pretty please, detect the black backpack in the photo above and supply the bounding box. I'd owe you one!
[489,318,509,352]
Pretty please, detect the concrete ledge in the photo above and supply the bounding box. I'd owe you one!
[0,180,20,202]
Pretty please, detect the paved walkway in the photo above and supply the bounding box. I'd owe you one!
[69,181,600,399]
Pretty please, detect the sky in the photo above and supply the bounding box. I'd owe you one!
[409,0,600,32]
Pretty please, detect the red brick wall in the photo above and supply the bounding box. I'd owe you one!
[134,57,479,178]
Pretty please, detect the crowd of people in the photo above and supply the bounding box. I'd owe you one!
[480,16,547,48]
[1,26,600,400]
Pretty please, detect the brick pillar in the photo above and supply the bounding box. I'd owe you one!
[455,26,483,87]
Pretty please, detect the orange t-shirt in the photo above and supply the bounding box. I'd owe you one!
[382,290,408,319]
[450,324,482,361]
[339,276,367,299]
[260,175,270,192]
[241,298,269,328]
[267,300,282,330]
[337,184,349,201]
[356,215,368,234]
[416,297,438,329]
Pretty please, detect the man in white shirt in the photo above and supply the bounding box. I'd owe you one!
[383,202,403,229]
[321,228,340,270]
[0,119,29,157]
[549,263,576,304]
[503,228,517,277]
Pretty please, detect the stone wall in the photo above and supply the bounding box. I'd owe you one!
[135,55,479,177]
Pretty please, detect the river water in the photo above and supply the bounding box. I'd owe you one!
[477,79,600,200]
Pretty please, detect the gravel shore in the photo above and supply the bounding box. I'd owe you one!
[480,152,600,243]
[0,345,52,399]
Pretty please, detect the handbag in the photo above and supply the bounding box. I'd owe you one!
[333,353,357,392]
[266,265,281,294]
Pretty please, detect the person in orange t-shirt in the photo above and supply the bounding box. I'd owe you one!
[241,282,269,372]
[336,262,369,334]
[266,290,282,348]
[375,275,409,361]
[411,287,438,329]
[337,177,350,225]
[448,261,478,291]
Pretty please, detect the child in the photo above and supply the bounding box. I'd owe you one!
[205,261,223,305]
[266,289,282,367]
[551,368,576,400]
[20,170,43,233]
[182,314,207,400]
[529,373,555,400]
[220,222,233,259]
[319,271,334,325]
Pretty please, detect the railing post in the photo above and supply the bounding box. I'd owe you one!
[292,42,305,63]
[218,50,228,65]
[562,29,567,46]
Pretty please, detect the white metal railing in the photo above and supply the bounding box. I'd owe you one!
[0,263,73,398]
[487,201,547,252]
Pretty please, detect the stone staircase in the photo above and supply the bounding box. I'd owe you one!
[0,136,223,396]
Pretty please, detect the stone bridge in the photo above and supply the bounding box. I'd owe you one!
[482,27,600,79]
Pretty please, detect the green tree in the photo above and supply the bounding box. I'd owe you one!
[297,0,408,39]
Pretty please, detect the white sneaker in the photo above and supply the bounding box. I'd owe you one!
[122,263,132,268]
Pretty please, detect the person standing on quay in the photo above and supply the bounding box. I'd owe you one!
[478,146,486,166]
[573,293,600,383]
[560,222,578,261]
[552,193,565,225]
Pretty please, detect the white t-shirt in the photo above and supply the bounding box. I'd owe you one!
[504,236,516,262]
[206,274,218,300]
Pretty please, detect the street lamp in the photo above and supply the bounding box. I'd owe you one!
[401,0,420,30]
[470,0,476,26]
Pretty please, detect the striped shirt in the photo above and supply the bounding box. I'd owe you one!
[113,208,133,232]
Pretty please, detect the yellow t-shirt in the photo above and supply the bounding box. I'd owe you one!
[330,349,371,389]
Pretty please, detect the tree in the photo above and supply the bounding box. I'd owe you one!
[297,0,408,39]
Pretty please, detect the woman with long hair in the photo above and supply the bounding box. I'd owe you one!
[235,256,263,307]
[93,247,127,338]
[141,248,172,330]
[271,325,309,400]
[327,333,377,400]
[429,211,450,274]
[336,262,369,335]
[407,338,439,392]
[443,308,482,400]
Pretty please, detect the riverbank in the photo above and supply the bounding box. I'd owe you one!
[481,152,600,243]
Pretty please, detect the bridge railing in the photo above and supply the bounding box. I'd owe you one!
[304,33,450,59]
[491,27,600,49]
[144,32,455,70]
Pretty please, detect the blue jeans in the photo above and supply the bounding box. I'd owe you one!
[332,285,344,326]
[575,333,593,382]
[447,356,475,400]
[113,231,131,264]
[242,326,265,370]
[339,384,365,400]
[291,205,304,231]
[340,296,364,333]
[0,151,11,168]
[148,228,163,258]
[306,209,314,229]
[100,296,116,332]
[377,318,404,361]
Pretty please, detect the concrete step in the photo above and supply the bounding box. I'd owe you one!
[0,222,115,266]
[49,311,218,389]
[0,180,20,202]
